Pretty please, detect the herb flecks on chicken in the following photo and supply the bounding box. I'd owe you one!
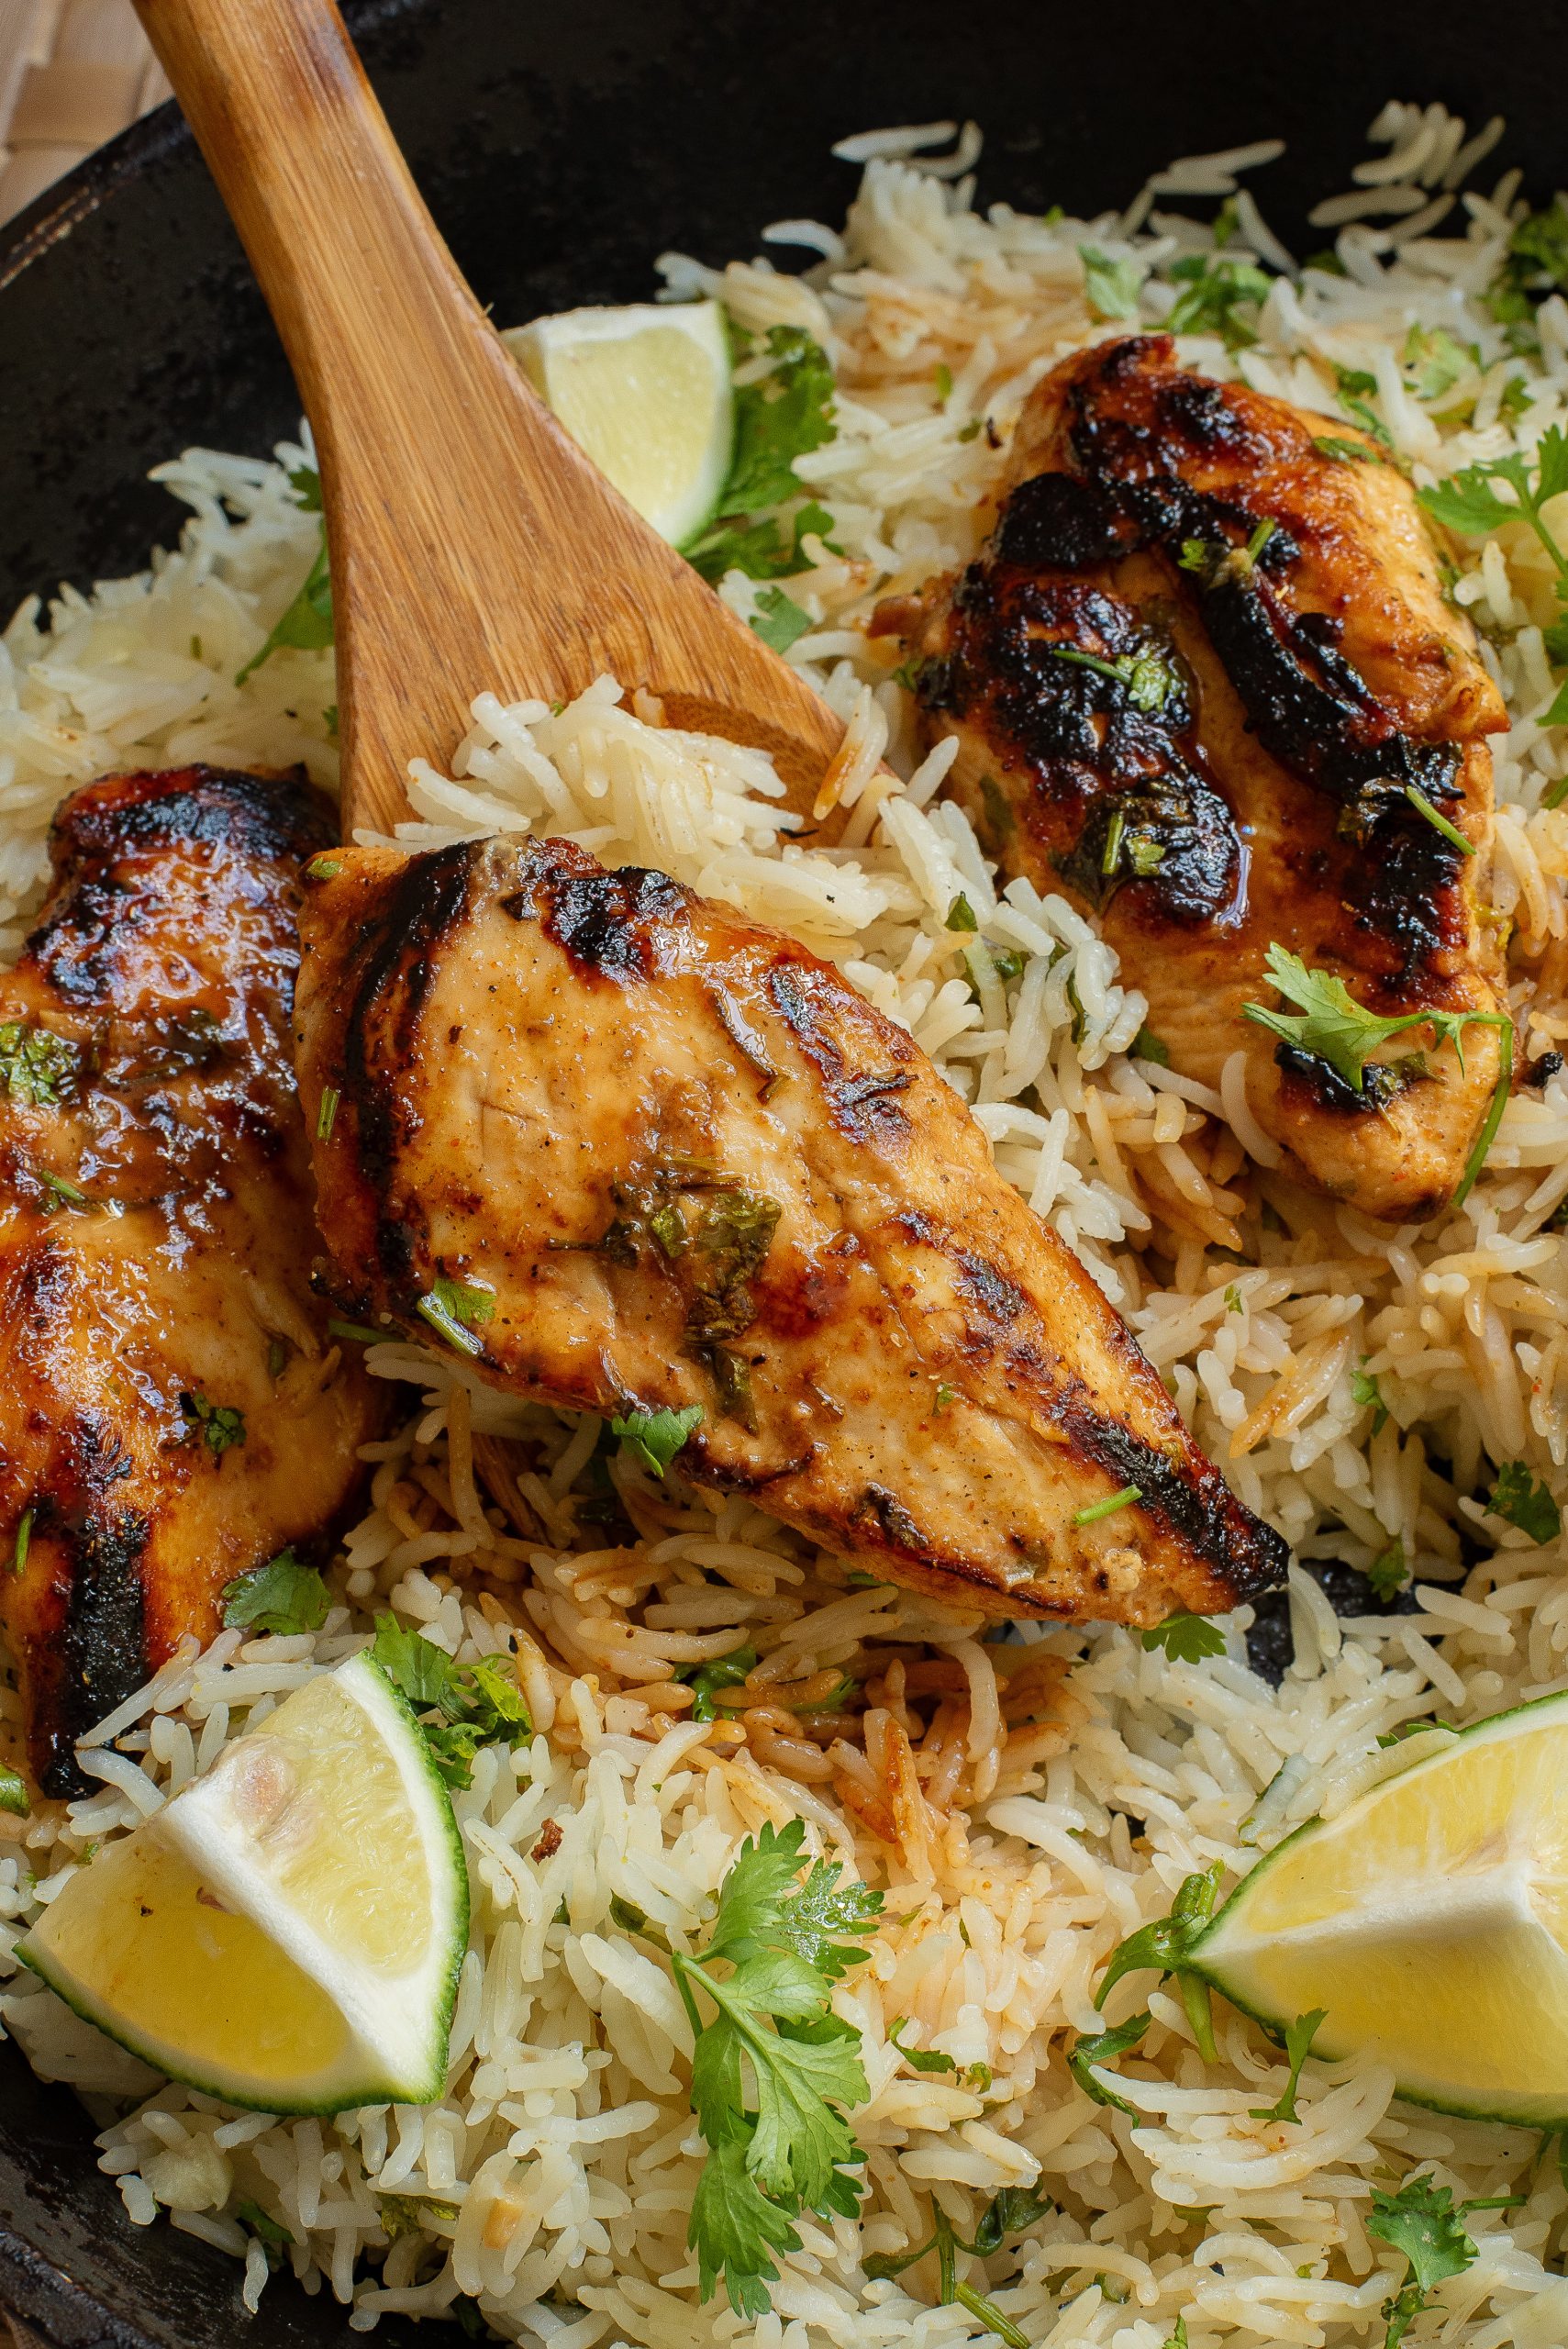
[0,767,383,1796]
[295,836,1285,1625]
[879,334,1510,1222]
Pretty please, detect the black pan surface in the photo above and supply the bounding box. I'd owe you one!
[0,2,1559,2339]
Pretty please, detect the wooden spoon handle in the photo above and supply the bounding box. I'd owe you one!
[130,0,848,833]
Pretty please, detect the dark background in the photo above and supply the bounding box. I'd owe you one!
[0,1,1559,2341]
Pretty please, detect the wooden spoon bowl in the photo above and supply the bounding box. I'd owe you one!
[130,0,849,838]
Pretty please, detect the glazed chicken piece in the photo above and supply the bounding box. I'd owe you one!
[0,767,383,1797]
[295,835,1285,1626]
[879,334,1510,1223]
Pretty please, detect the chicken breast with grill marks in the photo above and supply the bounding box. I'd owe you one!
[295,834,1286,1627]
[0,767,383,1797]
[876,333,1510,1223]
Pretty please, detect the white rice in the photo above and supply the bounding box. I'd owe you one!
[5,99,1568,2347]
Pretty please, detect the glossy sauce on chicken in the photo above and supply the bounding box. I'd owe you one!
[295,835,1286,1628]
[880,334,1510,1221]
[0,768,383,1794]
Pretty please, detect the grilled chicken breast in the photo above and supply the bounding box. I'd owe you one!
[0,767,383,1796]
[295,835,1285,1626]
[879,334,1510,1222]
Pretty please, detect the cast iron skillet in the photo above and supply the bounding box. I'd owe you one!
[0,2,1558,2341]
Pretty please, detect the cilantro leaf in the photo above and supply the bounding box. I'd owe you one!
[369,1617,530,1787]
[1131,1025,1170,1066]
[1069,2010,1151,2112]
[180,1390,246,1457]
[237,2198,295,2250]
[664,1820,880,2312]
[889,2017,956,2074]
[0,1022,80,1107]
[1249,2007,1326,2124]
[1163,2324,1190,2349]
[1488,1461,1562,1542]
[1367,2174,1476,2348]
[679,1642,756,1721]
[416,1274,496,1356]
[689,2127,801,2317]
[236,530,333,685]
[1352,1360,1389,1435]
[0,1765,28,1818]
[1333,364,1392,447]
[221,1550,330,1636]
[946,892,979,932]
[1242,942,1510,1150]
[970,2184,1054,2256]
[610,1400,704,1477]
[1141,1612,1226,1664]
[1419,431,1568,612]
[1079,245,1142,321]
[684,328,837,584]
[287,465,323,511]
[1313,435,1384,465]
[1166,253,1273,351]
[749,587,812,653]
[371,1617,462,1709]
[1093,1863,1223,2060]
[1366,1538,1410,1602]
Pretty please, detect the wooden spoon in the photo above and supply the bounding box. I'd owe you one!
[129,0,850,838]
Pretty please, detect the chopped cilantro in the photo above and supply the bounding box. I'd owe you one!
[328,1317,387,1345]
[316,1086,339,1141]
[1333,363,1392,447]
[369,1618,532,1788]
[1141,1611,1227,1663]
[1367,1537,1409,1602]
[933,362,953,403]
[945,893,979,932]
[0,1022,80,1107]
[610,1400,704,1477]
[684,327,839,583]
[1093,1861,1224,2061]
[1073,1483,1140,1527]
[288,464,323,510]
[1248,2007,1326,2124]
[1405,783,1475,855]
[1366,2173,1477,2349]
[417,1273,497,1355]
[237,2199,295,2251]
[1403,323,1471,405]
[1377,1719,1457,1748]
[1241,946,1513,1199]
[932,1381,960,1416]
[377,2191,461,2241]
[1312,434,1383,465]
[37,1168,88,1212]
[305,854,341,880]
[888,2017,956,2074]
[1420,430,1568,729]
[614,1818,880,2316]
[180,1390,246,1456]
[1352,1360,1389,1435]
[1131,1025,1170,1066]
[0,1765,27,1818]
[1487,1461,1562,1542]
[8,1507,32,1577]
[236,531,333,685]
[1166,252,1273,351]
[1069,2009,1152,2112]
[221,1550,331,1636]
[1049,640,1181,712]
[1163,2323,1191,2349]
[1078,245,1143,321]
[749,586,813,653]
[1224,1284,1243,1313]
[864,2186,1047,2344]
[680,1642,757,1721]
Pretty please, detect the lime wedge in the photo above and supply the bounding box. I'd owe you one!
[504,298,733,546]
[17,1654,466,2113]
[1190,1690,1568,2126]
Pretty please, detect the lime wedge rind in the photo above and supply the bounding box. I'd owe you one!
[1188,1687,1568,2129]
[16,1652,469,2117]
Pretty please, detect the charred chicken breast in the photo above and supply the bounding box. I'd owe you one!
[0,767,383,1796]
[880,334,1509,1222]
[295,835,1285,1626]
